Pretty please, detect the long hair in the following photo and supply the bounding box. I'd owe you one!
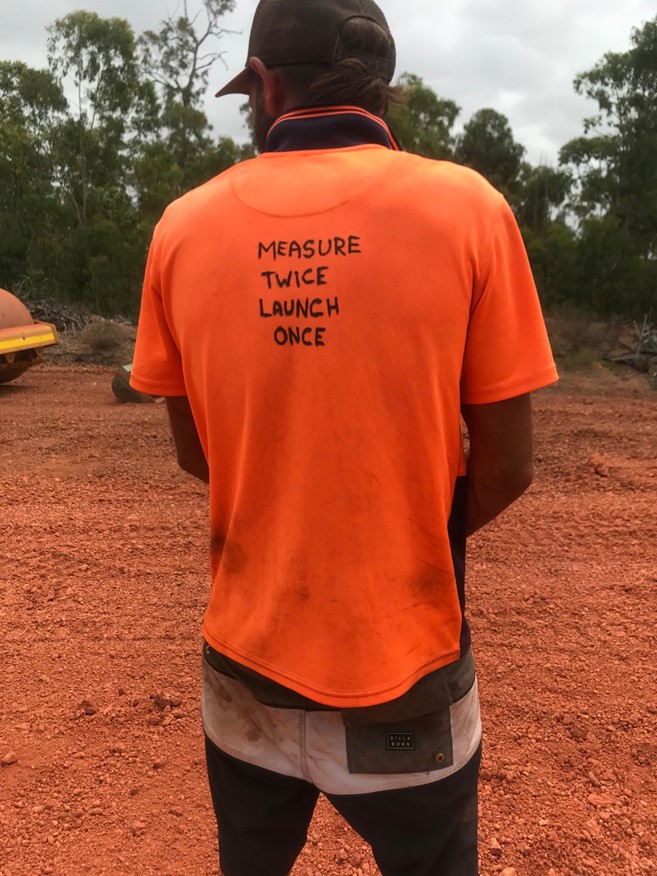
[279,17,403,116]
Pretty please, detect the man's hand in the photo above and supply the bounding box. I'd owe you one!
[165,396,209,484]
[461,393,534,536]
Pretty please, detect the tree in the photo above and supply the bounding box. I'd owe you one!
[559,16,657,314]
[0,62,67,294]
[386,73,460,159]
[522,222,580,308]
[515,164,571,235]
[454,108,525,199]
[47,12,139,229]
[1,5,246,316]
[561,17,657,241]
[45,12,143,312]
[576,215,655,314]
[138,0,237,190]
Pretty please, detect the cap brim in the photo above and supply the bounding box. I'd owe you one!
[215,67,251,98]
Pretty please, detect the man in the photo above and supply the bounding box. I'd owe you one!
[130,1,558,874]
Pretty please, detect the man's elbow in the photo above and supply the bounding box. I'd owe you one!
[483,456,534,504]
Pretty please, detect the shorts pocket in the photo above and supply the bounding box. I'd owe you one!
[343,707,454,774]
[341,652,475,775]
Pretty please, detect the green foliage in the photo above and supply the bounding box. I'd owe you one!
[0,61,67,126]
[42,13,144,313]
[47,12,139,126]
[558,16,657,315]
[386,73,460,159]
[515,165,572,235]
[454,108,525,199]
[576,216,656,315]
[138,0,237,193]
[0,9,655,320]
[0,62,67,293]
[522,222,580,307]
[0,3,243,317]
[139,0,235,110]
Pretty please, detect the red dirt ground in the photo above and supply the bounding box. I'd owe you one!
[1,363,655,876]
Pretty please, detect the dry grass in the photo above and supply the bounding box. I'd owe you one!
[79,318,127,354]
[544,307,623,371]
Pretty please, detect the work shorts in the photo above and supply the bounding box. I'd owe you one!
[201,643,482,876]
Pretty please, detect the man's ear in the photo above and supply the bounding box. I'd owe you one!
[248,57,285,116]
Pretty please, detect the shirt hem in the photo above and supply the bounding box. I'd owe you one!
[129,374,187,396]
[460,364,559,406]
[201,624,461,708]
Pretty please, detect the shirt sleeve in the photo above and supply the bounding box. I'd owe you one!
[460,194,559,405]
[130,228,187,397]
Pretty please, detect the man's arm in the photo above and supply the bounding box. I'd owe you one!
[165,397,209,484]
[461,393,534,536]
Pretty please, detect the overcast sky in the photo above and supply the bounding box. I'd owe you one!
[1,0,654,164]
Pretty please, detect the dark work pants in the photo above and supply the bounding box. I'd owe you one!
[205,734,481,876]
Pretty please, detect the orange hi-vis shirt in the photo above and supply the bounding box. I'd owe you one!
[131,140,558,708]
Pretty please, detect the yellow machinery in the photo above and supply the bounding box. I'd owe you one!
[0,288,59,384]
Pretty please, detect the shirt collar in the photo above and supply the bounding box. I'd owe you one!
[263,105,401,153]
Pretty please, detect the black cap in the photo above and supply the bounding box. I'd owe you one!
[215,0,395,97]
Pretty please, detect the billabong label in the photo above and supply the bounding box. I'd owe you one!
[386,732,415,751]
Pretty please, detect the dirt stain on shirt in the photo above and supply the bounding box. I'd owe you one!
[211,532,248,575]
